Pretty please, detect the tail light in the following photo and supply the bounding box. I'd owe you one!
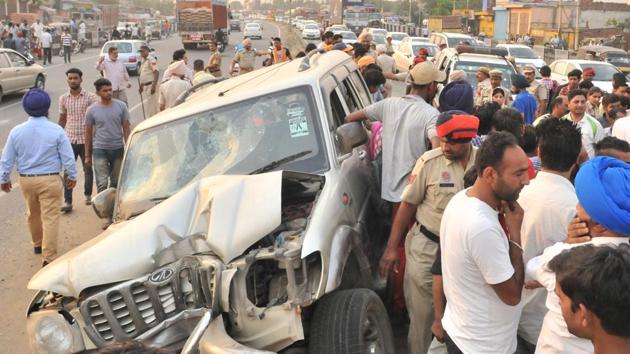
[129,56,137,63]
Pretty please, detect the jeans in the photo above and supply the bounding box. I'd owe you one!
[43,47,51,65]
[63,45,71,63]
[93,148,124,193]
[63,143,93,203]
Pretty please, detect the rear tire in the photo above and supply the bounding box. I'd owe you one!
[308,289,394,354]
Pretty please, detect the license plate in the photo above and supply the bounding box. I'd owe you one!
[190,33,202,41]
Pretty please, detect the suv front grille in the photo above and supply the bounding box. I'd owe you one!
[80,256,222,346]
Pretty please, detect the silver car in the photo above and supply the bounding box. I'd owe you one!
[26,50,394,353]
[0,48,45,102]
[100,40,150,75]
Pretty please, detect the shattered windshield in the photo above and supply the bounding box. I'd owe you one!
[117,86,328,219]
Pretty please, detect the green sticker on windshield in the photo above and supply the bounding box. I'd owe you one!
[288,105,309,138]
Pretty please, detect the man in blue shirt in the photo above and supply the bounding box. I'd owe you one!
[0,89,77,266]
[511,73,537,125]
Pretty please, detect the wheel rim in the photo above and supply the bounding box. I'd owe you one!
[362,309,385,354]
[36,78,44,89]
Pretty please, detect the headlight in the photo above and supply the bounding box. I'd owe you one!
[27,310,85,354]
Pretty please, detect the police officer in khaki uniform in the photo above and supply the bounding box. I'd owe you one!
[487,69,512,106]
[523,65,548,117]
[474,67,492,107]
[229,38,262,76]
[379,111,479,354]
[138,45,159,117]
[206,41,222,78]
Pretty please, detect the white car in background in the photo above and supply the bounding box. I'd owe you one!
[302,23,321,40]
[333,30,358,45]
[549,59,623,93]
[243,22,263,39]
[362,27,387,38]
[496,44,545,70]
[387,31,409,49]
[393,38,438,72]
[326,24,348,33]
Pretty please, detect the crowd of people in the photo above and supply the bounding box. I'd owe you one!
[0,24,629,354]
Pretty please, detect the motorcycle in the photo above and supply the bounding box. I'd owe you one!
[74,38,86,54]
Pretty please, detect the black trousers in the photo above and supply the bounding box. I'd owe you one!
[63,143,93,203]
[63,45,71,63]
[43,47,51,64]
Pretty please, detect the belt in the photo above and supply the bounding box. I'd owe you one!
[142,81,153,86]
[209,68,221,73]
[419,224,440,243]
[20,172,60,177]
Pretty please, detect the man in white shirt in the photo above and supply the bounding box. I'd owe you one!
[527,155,630,354]
[516,118,583,352]
[39,29,53,65]
[440,131,530,354]
[31,19,43,40]
[344,61,443,211]
[562,89,604,158]
[612,115,630,143]
[160,60,192,111]
[78,21,87,41]
[96,46,131,105]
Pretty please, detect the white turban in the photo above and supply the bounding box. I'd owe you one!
[168,60,187,77]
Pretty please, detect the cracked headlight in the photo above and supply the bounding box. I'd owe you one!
[27,310,85,354]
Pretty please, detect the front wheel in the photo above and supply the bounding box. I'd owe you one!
[34,75,45,89]
[308,289,394,354]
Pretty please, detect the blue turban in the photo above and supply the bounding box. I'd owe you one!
[22,89,50,117]
[575,156,630,236]
[439,80,474,114]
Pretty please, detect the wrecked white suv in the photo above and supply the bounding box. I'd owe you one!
[26,50,395,353]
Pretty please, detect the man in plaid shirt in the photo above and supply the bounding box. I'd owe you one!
[58,68,98,212]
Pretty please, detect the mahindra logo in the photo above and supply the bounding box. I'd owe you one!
[149,268,174,283]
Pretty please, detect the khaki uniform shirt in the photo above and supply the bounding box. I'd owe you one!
[207,51,222,77]
[401,147,478,235]
[139,55,158,85]
[475,78,492,106]
[527,80,548,108]
[234,48,258,73]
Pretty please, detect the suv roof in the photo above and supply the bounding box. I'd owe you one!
[135,51,355,132]
[440,47,510,65]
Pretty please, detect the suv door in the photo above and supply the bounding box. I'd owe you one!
[5,51,30,89]
[0,53,15,94]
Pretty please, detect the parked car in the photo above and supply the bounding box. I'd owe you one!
[549,59,623,93]
[26,50,395,354]
[243,22,263,39]
[496,44,545,71]
[387,31,409,49]
[302,23,321,40]
[333,30,358,45]
[429,32,476,48]
[230,20,241,32]
[100,40,149,75]
[0,48,46,103]
[362,27,388,38]
[576,45,630,75]
[434,45,518,89]
[325,24,348,32]
[373,34,386,45]
[393,38,438,72]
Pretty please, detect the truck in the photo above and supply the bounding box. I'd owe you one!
[177,0,228,49]
[427,15,462,34]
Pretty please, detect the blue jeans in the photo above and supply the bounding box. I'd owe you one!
[93,148,124,193]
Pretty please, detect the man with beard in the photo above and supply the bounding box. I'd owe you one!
[440,131,530,354]
[379,111,479,354]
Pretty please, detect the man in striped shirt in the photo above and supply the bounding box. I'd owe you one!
[61,30,72,63]
[58,68,98,212]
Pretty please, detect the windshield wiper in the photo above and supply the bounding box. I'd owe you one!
[249,150,312,175]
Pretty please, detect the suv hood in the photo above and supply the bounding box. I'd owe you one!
[28,172,284,298]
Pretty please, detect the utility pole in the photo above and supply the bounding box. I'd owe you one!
[574,0,580,49]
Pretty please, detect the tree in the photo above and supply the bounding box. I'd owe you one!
[607,18,630,32]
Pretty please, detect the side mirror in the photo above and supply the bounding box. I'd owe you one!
[92,187,116,219]
[336,122,368,155]
[26,59,34,66]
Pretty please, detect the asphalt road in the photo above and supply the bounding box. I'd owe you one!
[0,23,283,352]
